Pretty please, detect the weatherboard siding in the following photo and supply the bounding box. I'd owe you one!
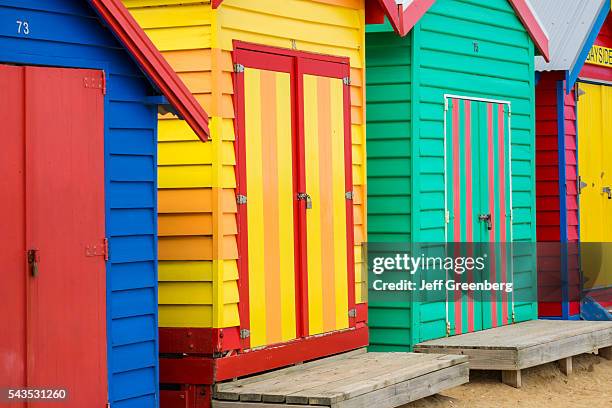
[0,1,159,406]
[124,0,368,326]
[535,73,562,242]
[366,30,413,351]
[535,73,580,318]
[124,0,240,329]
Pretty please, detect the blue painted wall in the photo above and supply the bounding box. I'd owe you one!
[0,1,159,406]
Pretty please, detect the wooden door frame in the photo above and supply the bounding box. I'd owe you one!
[232,41,355,351]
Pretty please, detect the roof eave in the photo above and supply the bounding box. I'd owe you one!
[89,0,210,142]
[509,0,550,62]
[398,0,436,36]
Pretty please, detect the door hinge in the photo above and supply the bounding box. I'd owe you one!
[343,77,351,86]
[345,191,354,200]
[445,210,450,224]
[578,176,588,194]
[234,63,245,73]
[86,238,109,261]
[240,329,250,339]
[446,321,451,336]
[237,194,247,205]
[348,308,357,318]
[84,74,106,94]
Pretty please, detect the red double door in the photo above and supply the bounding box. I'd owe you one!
[0,64,107,407]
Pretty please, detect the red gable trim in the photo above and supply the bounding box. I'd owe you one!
[396,0,549,60]
[398,0,436,36]
[89,0,210,141]
[376,0,404,36]
[508,0,550,62]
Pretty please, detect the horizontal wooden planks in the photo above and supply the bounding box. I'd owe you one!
[415,320,612,370]
[215,352,468,407]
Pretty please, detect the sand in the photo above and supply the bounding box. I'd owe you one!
[407,354,612,408]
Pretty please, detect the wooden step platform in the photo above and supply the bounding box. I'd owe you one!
[213,349,468,408]
[414,320,612,388]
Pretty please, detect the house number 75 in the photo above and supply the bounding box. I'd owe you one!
[16,20,30,35]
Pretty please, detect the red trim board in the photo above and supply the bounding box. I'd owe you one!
[160,325,368,385]
[88,0,210,141]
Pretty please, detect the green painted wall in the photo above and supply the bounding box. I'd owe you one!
[366,0,538,351]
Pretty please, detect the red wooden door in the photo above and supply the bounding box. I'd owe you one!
[0,64,107,407]
[0,65,27,407]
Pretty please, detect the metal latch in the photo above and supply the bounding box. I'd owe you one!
[297,193,312,209]
[345,191,354,200]
[603,187,612,200]
[240,329,250,339]
[234,63,245,73]
[343,77,351,86]
[237,194,248,205]
[348,308,357,318]
[479,213,492,231]
[28,249,40,277]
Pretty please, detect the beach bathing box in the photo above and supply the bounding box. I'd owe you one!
[532,0,610,321]
[0,0,209,407]
[121,0,410,405]
[366,0,550,351]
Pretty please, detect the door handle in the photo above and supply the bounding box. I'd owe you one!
[603,187,612,199]
[27,249,40,277]
[479,214,493,231]
[297,193,312,209]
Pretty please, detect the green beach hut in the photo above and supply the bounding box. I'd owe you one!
[366,0,550,351]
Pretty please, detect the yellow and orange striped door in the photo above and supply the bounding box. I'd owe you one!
[241,65,298,348]
[235,47,354,349]
[303,74,350,335]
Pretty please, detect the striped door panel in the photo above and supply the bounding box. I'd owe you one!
[303,74,350,335]
[244,68,297,348]
[446,98,512,335]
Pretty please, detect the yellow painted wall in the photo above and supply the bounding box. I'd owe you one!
[124,0,367,329]
[578,82,612,289]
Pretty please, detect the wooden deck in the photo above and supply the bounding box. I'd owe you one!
[213,349,468,407]
[414,320,612,388]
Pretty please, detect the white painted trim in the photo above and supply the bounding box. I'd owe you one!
[444,93,512,106]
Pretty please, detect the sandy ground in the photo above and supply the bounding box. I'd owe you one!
[407,353,612,408]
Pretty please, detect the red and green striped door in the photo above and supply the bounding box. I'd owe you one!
[445,97,513,335]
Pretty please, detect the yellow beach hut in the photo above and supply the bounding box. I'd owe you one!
[121,0,411,404]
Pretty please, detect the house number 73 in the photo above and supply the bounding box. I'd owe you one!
[16,20,30,35]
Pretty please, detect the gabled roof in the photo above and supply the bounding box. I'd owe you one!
[531,0,609,80]
[214,0,411,37]
[377,0,551,60]
[89,0,210,141]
